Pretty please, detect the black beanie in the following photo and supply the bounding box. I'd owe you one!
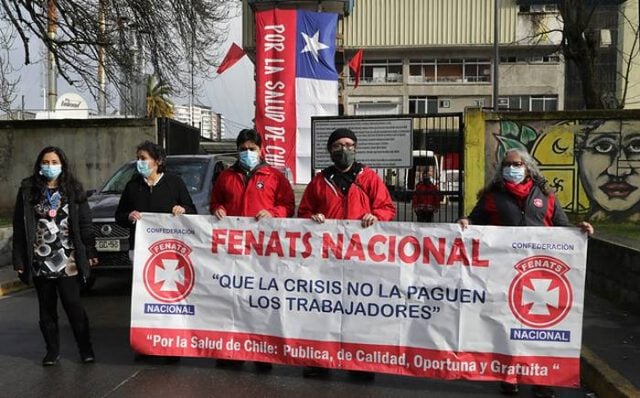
[327,128,358,151]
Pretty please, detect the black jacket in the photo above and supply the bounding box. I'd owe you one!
[12,177,97,281]
[115,173,196,247]
[468,182,570,227]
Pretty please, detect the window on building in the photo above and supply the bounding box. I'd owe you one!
[530,95,558,111]
[501,54,560,64]
[409,58,491,84]
[496,95,558,111]
[518,4,558,13]
[358,59,403,84]
[409,96,438,114]
[438,59,463,82]
[464,59,491,82]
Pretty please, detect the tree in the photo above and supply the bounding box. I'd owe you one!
[520,1,635,109]
[556,0,635,109]
[146,75,173,118]
[0,0,238,107]
[0,24,19,115]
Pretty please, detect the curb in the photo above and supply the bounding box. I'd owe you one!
[581,346,640,398]
[0,276,30,297]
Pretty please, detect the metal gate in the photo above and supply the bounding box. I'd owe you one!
[370,113,464,223]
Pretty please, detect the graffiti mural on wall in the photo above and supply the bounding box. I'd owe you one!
[494,119,640,222]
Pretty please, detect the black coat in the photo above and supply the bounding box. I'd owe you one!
[12,177,97,281]
[115,173,196,248]
[468,182,570,227]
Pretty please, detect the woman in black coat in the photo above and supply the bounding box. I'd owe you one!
[115,141,196,252]
[13,146,98,366]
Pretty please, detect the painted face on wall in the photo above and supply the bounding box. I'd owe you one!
[578,120,640,213]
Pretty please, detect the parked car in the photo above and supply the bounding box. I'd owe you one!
[85,154,236,290]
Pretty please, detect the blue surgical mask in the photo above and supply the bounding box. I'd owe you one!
[136,160,153,178]
[239,150,260,170]
[40,164,62,181]
[502,166,526,184]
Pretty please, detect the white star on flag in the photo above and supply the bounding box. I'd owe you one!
[155,259,184,292]
[522,278,560,315]
[301,30,329,62]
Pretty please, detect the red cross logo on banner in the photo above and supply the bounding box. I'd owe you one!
[143,239,195,303]
[508,255,573,328]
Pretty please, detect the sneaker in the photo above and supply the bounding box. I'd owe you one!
[81,350,95,364]
[499,382,519,395]
[302,366,330,378]
[42,352,60,366]
[254,361,273,372]
[532,385,555,398]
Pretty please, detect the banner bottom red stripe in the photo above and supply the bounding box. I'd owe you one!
[131,328,580,388]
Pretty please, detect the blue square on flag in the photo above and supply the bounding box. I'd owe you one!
[296,10,338,81]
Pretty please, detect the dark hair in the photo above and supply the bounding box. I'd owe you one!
[236,129,262,148]
[30,146,86,203]
[136,141,166,173]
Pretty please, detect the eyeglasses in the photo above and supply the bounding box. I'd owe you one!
[502,161,524,167]
[331,143,356,151]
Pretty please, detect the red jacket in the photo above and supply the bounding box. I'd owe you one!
[298,167,396,221]
[412,181,442,212]
[209,163,295,218]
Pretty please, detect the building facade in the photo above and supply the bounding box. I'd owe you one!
[243,0,566,115]
[172,104,223,140]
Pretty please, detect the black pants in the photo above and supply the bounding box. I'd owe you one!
[416,210,434,223]
[33,276,92,355]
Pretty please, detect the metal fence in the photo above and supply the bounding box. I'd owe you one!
[370,113,464,223]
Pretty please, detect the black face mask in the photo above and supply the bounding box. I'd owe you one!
[330,149,356,170]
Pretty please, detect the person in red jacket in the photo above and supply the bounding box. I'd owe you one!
[209,128,294,372]
[297,128,395,380]
[412,170,442,222]
[209,128,295,220]
[298,128,395,225]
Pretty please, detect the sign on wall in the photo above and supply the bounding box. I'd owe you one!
[311,117,413,169]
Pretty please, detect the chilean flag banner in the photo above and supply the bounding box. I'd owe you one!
[255,9,339,184]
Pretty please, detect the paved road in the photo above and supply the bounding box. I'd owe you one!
[0,276,594,398]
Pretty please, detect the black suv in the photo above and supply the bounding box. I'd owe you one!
[86,154,236,289]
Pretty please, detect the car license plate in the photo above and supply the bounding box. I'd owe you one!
[96,239,120,252]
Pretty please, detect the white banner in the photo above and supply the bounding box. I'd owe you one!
[131,214,587,387]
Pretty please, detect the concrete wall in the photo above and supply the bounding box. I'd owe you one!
[0,118,156,215]
[587,237,640,314]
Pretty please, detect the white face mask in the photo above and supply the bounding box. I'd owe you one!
[502,166,526,184]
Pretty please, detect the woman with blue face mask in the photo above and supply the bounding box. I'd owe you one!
[458,148,593,398]
[116,141,196,253]
[12,146,98,366]
[115,141,195,364]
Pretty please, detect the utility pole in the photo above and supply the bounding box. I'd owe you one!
[492,0,500,111]
[97,0,107,115]
[189,3,195,126]
[46,0,58,111]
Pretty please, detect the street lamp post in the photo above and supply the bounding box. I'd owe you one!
[493,0,500,111]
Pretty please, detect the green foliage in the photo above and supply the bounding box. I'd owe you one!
[496,121,540,162]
